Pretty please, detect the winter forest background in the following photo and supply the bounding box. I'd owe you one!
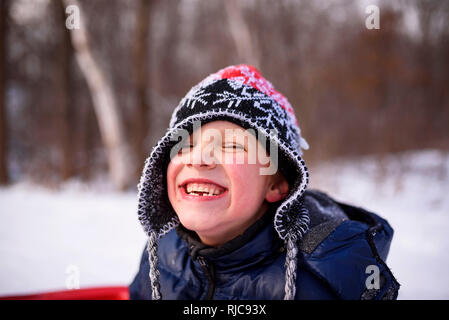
[1,0,449,299]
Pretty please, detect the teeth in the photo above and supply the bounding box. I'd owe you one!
[185,182,225,196]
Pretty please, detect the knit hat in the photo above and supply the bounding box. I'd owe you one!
[137,64,310,300]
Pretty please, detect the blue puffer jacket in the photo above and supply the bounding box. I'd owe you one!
[129,189,400,300]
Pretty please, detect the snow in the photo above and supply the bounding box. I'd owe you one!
[0,180,146,296]
[1,149,448,299]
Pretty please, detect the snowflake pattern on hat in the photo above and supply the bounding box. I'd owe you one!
[170,65,309,152]
[214,65,298,123]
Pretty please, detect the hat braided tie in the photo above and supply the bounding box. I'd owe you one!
[147,231,162,300]
[284,234,299,300]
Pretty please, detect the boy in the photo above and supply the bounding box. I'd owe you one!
[130,65,400,300]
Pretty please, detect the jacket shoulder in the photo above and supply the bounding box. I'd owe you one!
[299,189,400,300]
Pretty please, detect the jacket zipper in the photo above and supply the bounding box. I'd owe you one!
[197,256,215,300]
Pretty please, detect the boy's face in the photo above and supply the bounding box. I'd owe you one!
[167,120,288,246]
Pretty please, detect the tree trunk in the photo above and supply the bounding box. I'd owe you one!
[63,0,132,190]
[0,0,9,185]
[225,0,260,68]
[55,0,75,181]
[132,0,151,178]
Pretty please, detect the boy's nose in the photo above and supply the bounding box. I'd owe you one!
[186,142,217,169]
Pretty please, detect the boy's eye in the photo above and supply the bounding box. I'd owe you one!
[178,143,193,153]
[223,144,245,151]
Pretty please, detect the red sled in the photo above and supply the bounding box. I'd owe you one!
[0,286,130,300]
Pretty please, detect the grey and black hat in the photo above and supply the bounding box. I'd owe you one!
[137,64,310,300]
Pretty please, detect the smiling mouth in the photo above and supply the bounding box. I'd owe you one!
[181,182,227,197]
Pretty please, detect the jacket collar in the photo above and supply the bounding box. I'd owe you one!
[176,203,283,271]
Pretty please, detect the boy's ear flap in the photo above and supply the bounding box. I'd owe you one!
[265,174,290,203]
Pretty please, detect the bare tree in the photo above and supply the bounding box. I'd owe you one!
[63,0,132,190]
[225,0,260,68]
[0,0,9,185]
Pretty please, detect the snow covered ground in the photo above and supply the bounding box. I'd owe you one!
[0,180,147,296]
[0,149,448,299]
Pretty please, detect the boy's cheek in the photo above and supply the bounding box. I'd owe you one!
[169,155,186,166]
[166,161,182,192]
[227,162,267,179]
[227,164,266,195]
